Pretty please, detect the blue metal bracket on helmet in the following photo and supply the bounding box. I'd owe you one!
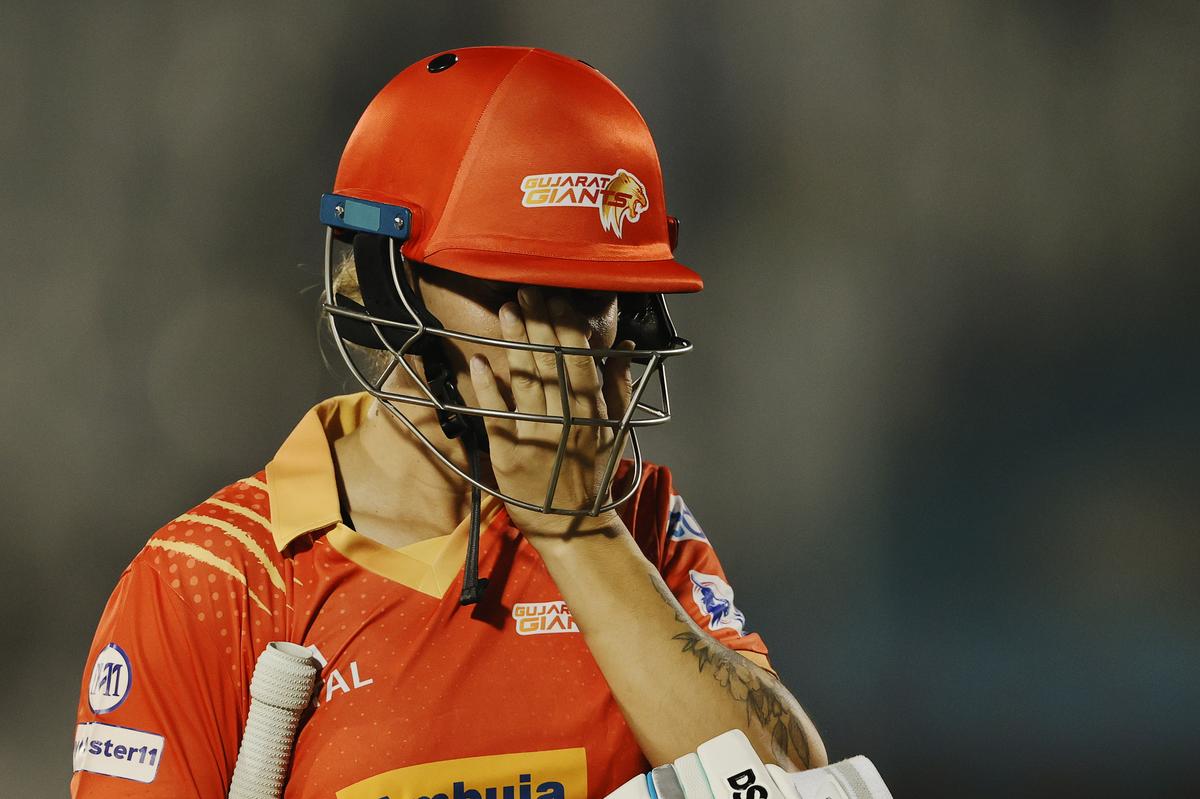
[320,193,412,241]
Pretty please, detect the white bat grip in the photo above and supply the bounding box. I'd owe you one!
[227,642,319,799]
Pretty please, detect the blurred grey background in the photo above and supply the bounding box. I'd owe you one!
[3,2,1198,796]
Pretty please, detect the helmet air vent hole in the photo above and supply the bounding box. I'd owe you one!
[427,53,458,73]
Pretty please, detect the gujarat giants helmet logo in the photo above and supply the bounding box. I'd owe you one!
[520,168,650,239]
[598,169,648,238]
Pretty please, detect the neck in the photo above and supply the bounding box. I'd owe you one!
[332,365,492,548]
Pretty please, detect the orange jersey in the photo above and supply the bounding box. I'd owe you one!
[72,393,774,799]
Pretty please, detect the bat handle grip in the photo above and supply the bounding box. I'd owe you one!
[227,642,319,799]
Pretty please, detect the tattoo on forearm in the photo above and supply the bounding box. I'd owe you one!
[650,574,813,769]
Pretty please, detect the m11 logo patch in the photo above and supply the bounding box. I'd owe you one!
[88,643,131,714]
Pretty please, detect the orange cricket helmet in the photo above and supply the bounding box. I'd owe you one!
[322,45,700,292]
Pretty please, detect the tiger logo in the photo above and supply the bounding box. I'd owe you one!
[598,169,649,239]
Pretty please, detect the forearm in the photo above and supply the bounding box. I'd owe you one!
[530,522,827,772]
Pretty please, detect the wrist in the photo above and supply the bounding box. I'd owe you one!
[522,512,631,562]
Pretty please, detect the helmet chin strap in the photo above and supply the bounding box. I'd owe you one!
[417,346,491,606]
[459,424,489,605]
[421,347,491,606]
[349,232,492,605]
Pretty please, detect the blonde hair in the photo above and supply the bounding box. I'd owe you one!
[320,246,395,383]
[330,245,363,304]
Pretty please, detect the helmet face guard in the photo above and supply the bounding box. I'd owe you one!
[319,196,693,517]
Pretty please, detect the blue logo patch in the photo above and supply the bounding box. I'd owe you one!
[689,570,746,634]
[88,643,132,714]
[668,495,708,544]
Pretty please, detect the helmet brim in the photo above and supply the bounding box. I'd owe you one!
[419,247,704,293]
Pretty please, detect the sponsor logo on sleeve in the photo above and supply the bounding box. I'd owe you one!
[668,494,708,544]
[73,722,164,783]
[689,570,746,635]
[519,169,649,239]
[88,643,132,714]
[511,601,578,636]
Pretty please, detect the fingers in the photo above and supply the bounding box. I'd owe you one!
[504,288,611,424]
[499,302,545,436]
[601,339,636,462]
[468,354,515,461]
[481,290,629,515]
[516,287,564,416]
[546,295,603,416]
[602,339,636,422]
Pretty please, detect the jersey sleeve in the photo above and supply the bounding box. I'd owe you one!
[71,559,245,798]
[625,463,777,678]
[658,493,777,677]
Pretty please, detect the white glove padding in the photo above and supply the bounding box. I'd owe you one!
[776,756,894,799]
[604,730,893,799]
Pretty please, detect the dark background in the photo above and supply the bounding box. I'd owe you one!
[4,2,1198,796]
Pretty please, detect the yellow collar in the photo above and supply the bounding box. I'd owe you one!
[265,392,376,551]
[265,392,505,596]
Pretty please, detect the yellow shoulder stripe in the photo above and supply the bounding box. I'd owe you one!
[207,497,271,532]
[177,513,286,592]
[147,539,270,613]
[240,475,269,492]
